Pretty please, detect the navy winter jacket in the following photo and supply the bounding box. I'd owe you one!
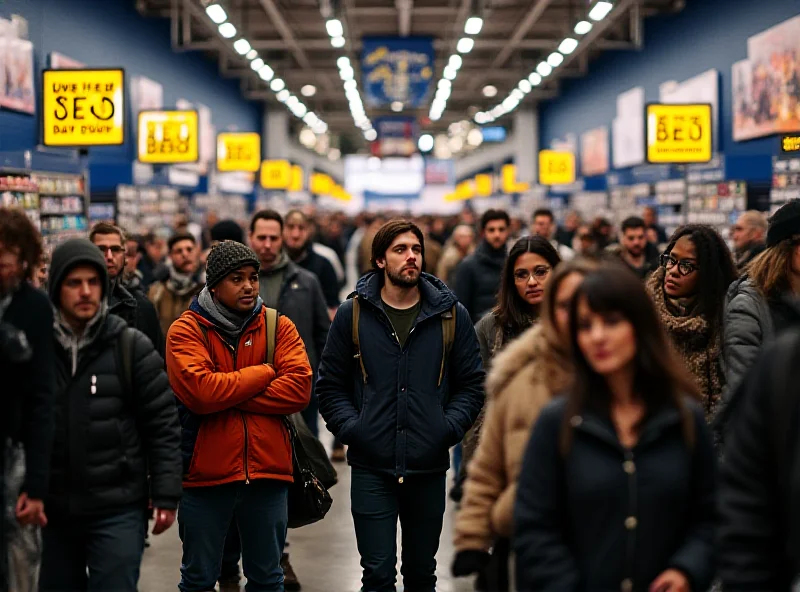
[317,271,485,477]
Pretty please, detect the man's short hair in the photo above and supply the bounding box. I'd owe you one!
[168,232,196,251]
[371,219,425,269]
[285,209,309,225]
[532,208,554,222]
[480,209,510,230]
[250,209,284,233]
[89,221,126,244]
[0,207,43,281]
[621,216,646,233]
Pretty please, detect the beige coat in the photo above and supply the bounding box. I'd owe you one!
[454,324,571,551]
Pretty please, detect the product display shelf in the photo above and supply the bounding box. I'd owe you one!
[571,191,611,224]
[0,170,40,230]
[609,183,652,228]
[192,192,250,227]
[771,157,800,214]
[116,185,183,236]
[654,179,687,238]
[686,180,747,237]
[32,172,89,249]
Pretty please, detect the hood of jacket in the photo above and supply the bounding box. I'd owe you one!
[354,270,457,319]
[473,240,507,270]
[53,303,124,375]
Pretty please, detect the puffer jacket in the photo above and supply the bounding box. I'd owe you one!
[317,271,485,477]
[454,241,506,323]
[455,324,570,550]
[109,280,165,359]
[49,313,182,517]
[166,301,312,487]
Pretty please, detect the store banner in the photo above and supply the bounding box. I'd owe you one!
[41,68,125,147]
[137,110,200,164]
[539,150,576,186]
[646,103,712,164]
[362,37,435,108]
[374,116,417,157]
[261,160,291,190]
[0,19,35,114]
[217,132,261,172]
[580,127,610,176]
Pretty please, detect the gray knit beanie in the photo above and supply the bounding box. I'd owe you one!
[49,238,109,306]
[205,240,260,288]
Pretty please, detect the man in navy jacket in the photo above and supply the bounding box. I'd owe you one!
[318,219,484,592]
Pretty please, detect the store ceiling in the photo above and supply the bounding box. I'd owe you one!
[137,0,685,142]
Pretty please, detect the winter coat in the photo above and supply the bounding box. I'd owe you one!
[148,278,203,337]
[514,397,717,592]
[166,301,312,487]
[109,280,165,360]
[455,241,506,323]
[293,247,341,309]
[1,283,56,500]
[48,314,182,516]
[647,269,723,421]
[717,330,800,590]
[436,243,473,287]
[317,271,485,477]
[455,324,570,551]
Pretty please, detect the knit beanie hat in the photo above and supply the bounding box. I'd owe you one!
[49,238,109,306]
[210,220,245,244]
[205,240,260,288]
[767,199,800,247]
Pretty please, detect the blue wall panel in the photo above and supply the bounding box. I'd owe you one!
[0,0,261,163]
[539,0,799,182]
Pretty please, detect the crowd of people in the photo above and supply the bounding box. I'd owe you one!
[1,197,799,592]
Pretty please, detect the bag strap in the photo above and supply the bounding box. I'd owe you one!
[437,305,457,387]
[352,296,367,384]
[115,327,135,404]
[265,307,278,365]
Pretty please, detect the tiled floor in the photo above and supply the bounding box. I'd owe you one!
[139,430,474,592]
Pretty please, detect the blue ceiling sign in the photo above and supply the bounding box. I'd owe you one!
[361,37,435,109]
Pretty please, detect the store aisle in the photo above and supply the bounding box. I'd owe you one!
[138,430,472,592]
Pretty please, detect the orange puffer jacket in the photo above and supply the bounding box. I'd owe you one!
[166,305,312,487]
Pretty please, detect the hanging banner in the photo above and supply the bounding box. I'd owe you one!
[362,37,435,109]
[41,68,125,147]
[646,103,712,164]
[289,165,304,192]
[261,160,291,189]
[137,110,199,164]
[310,172,333,195]
[539,150,576,186]
[217,132,261,172]
[374,116,418,157]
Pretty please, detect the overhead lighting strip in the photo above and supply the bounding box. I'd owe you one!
[474,1,614,124]
[203,2,327,134]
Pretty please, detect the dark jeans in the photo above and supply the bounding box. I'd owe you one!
[39,508,147,592]
[351,468,446,592]
[178,480,288,592]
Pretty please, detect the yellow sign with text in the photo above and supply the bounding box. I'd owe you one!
[289,165,304,192]
[781,134,800,154]
[501,164,530,194]
[42,69,125,147]
[538,150,576,185]
[261,160,292,189]
[217,133,261,172]
[138,110,199,164]
[310,172,333,195]
[646,103,712,164]
[474,174,492,197]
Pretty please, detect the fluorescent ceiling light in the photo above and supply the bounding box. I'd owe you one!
[365,129,377,141]
[314,122,328,134]
[464,16,483,35]
[218,23,236,38]
[246,49,258,60]
[206,4,227,24]
[548,52,564,67]
[344,79,358,91]
[251,58,264,71]
[391,101,404,112]
[511,88,524,101]
[437,87,451,101]
[474,112,488,124]
[270,78,286,92]
[304,112,318,125]
[337,56,351,70]
[529,72,542,85]
[482,85,497,98]
[438,79,452,90]
[326,19,344,37]
[418,134,434,152]
[536,62,553,77]
[430,112,442,122]
[491,105,505,118]
[301,84,316,97]
[559,38,579,54]
[331,36,345,48]
[467,129,483,147]
[259,64,274,81]
[340,66,355,81]
[292,103,308,118]
[443,67,457,80]
[286,95,299,108]
[456,37,475,53]
[518,79,532,93]
[589,1,614,21]
[502,96,520,111]
[345,88,360,101]
[233,39,251,55]
[276,90,290,102]
[448,55,463,70]
[574,20,593,34]
[432,98,446,111]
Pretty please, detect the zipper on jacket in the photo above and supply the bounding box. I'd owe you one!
[226,339,251,484]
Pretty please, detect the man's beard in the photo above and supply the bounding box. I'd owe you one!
[386,265,420,288]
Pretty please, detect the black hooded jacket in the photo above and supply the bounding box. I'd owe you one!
[454,240,507,324]
[109,279,165,359]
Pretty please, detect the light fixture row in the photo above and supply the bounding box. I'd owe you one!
[474,1,613,125]
[205,3,328,134]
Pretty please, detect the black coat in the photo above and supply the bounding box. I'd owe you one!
[1,283,56,500]
[294,246,341,309]
[514,397,716,592]
[49,314,182,516]
[109,280,165,359]
[317,271,485,476]
[717,330,800,590]
[454,241,506,324]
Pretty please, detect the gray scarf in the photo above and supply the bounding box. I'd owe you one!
[53,301,108,376]
[167,260,200,295]
[197,286,262,341]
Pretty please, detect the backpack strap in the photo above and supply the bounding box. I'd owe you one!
[265,307,278,365]
[115,327,135,405]
[352,296,367,384]
[438,305,457,387]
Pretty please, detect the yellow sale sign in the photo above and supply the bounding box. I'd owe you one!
[138,110,199,164]
[310,172,333,195]
[501,164,530,194]
[217,133,261,172]
[289,165,304,192]
[646,103,712,164]
[261,160,292,189]
[42,69,125,147]
[538,150,576,186]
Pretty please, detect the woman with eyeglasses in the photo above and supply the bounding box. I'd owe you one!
[515,263,716,592]
[452,259,597,591]
[645,225,737,422]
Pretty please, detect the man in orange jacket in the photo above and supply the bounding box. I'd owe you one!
[166,240,312,592]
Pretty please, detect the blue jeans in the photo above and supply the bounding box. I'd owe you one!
[350,468,446,592]
[39,508,147,592]
[178,480,288,592]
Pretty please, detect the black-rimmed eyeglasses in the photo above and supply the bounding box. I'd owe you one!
[660,253,698,276]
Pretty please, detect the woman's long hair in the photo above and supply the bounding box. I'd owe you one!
[664,224,738,336]
[561,263,700,455]
[747,236,797,298]
[493,236,561,337]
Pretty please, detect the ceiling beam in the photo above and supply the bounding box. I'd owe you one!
[396,0,413,37]
[488,0,556,72]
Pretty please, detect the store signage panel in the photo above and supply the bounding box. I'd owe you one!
[310,172,333,195]
[289,165,304,192]
[501,164,530,194]
[138,110,199,164]
[539,150,576,186]
[42,69,125,147]
[781,135,800,154]
[362,37,435,109]
[261,160,292,189]
[217,132,261,172]
[646,103,712,164]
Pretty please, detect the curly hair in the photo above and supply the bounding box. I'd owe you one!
[0,207,43,281]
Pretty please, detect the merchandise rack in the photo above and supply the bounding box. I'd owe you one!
[116,185,182,236]
[654,178,687,238]
[771,156,800,214]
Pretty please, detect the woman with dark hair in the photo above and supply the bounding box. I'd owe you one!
[514,263,717,592]
[452,259,598,591]
[646,224,737,421]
